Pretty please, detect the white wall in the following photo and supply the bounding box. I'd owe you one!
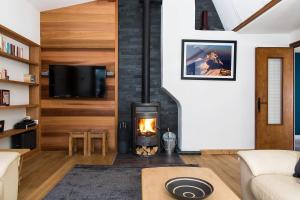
[162,0,290,151]
[27,0,94,12]
[0,0,40,44]
[0,0,40,148]
[212,0,270,30]
[290,28,300,44]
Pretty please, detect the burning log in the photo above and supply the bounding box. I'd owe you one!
[136,146,158,156]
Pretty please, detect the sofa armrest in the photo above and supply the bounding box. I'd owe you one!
[238,150,300,177]
[0,181,3,200]
[0,152,20,200]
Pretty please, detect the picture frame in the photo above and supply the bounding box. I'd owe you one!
[0,90,10,106]
[181,40,237,80]
[0,120,4,132]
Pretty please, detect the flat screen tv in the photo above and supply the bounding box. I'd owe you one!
[49,65,106,98]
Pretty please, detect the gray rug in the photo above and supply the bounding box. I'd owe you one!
[44,164,197,200]
[44,166,142,200]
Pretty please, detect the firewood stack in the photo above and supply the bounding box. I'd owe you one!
[136,146,158,156]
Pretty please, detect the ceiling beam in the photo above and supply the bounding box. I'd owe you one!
[232,0,281,32]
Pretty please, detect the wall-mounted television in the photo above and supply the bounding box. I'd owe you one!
[49,65,106,98]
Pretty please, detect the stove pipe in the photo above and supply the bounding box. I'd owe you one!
[142,0,151,103]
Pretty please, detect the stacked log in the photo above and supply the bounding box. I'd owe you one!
[136,146,158,156]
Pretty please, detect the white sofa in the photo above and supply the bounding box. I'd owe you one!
[238,150,300,200]
[0,152,20,200]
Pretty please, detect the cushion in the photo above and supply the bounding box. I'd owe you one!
[251,174,300,200]
[294,159,300,178]
[0,152,20,178]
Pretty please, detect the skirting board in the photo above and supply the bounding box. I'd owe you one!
[177,150,201,155]
[200,149,253,155]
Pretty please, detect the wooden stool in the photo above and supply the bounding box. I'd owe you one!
[87,130,108,156]
[68,132,88,156]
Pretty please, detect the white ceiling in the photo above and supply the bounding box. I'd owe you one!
[27,0,95,11]
[239,0,300,34]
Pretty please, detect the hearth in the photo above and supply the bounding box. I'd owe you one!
[131,0,161,156]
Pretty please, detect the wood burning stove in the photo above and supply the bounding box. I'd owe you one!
[132,103,160,156]
[131,0,162,156]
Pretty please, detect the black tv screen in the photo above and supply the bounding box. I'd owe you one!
[49,65,106,98]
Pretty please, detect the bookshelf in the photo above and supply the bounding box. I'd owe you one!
[0,24,40,155]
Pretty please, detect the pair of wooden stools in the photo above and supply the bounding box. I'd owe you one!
[68,130,108,156]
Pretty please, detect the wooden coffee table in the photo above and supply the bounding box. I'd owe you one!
[141,167,240,200]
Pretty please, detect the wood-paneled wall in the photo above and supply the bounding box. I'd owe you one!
[40,0,118,151]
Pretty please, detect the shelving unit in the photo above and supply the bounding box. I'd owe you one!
[0,24,41,156]
[0,79,38,86]
[0,126,38,139]
[0,51,38,65]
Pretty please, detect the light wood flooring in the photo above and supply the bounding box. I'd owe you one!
[181,155,241,198]
[19,151,116,200]
[19,152,240,200]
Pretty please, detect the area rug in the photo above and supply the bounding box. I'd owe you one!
[44,166,142,200]
[44,164,197,200]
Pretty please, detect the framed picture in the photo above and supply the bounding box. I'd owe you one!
[0,90,10,106]
[0,120,4,132]
[181,40,237,80]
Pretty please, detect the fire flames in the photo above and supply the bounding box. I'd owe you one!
[138,118,156,136]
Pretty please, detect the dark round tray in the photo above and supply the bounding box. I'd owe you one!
[165,177,214,200]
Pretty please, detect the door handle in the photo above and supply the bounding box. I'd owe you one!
[257,97,267,112]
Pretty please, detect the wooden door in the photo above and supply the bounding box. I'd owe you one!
[255,47,294,150]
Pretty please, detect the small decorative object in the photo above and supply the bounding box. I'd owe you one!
[24,74,36,83]
[201,11,209,30]
[0,68,8,80]
[165,177,214,200]
[181,40,237,80]
[162,128,176,155]
[0,90,10,106]
[0,120,4,132]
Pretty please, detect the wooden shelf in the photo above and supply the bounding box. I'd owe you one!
[0,23,41,159]
[0,126,38,139]
[0,79,38,86]
[0,104,39,110]
[0,24,39,47]
[0,51,38,65]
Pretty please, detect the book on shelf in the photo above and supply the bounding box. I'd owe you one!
[0,38,24,58]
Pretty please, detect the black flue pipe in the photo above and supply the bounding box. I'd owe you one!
[142,0,151,103]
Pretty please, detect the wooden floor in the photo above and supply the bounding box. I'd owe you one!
[181,155,241,198]
[19,152,241,200]
[19,151,116,200]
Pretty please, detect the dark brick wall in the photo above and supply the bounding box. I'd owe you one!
[118,0,224,144]
[195,0,224,30]
[118,0,179,138]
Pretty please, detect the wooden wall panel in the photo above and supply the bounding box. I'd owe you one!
[41,100,115,116]
[41,49,115,68]
[41,1,115,48]
[40,0,118,151]
[41,116,115,150]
